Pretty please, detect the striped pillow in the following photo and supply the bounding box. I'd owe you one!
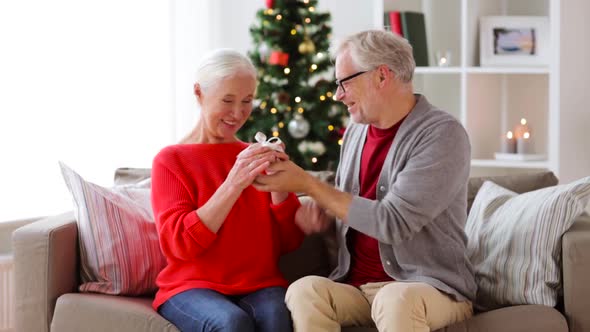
[465,176,590,311]
[59,162,165,295]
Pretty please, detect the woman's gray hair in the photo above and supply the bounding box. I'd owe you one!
[195,49,257,91]
[332,30,415,83]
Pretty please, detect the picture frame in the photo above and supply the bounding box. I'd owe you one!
[479,16,549,67]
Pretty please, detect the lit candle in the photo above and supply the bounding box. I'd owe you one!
[500,131,516,154]
[517,131,533,154]
[514,118,530,139]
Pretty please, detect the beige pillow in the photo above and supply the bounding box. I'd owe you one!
[467,171,558,212]
[465,176,590,310]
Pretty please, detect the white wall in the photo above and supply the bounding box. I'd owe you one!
[172,0,212,141]
[558,0,590,183]
[0,0,173,221]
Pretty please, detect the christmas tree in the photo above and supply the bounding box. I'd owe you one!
[237,0,348,171]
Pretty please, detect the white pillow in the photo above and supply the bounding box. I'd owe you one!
[465,176,590,310]
[59,162,165,295]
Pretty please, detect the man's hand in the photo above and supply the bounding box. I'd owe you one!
[253,160,313,193]
[295,197,334,234]
[255,159,353,222]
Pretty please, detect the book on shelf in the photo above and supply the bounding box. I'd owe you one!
[388,11,402,36]
[494,153,547,161]
[400,11,429,66]
[383,12,390,31]
[382,11,429,66]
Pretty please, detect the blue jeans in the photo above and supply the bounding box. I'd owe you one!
[158,286,293,332]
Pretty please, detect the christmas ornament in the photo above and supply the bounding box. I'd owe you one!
[265,0,274,9]
[298,141,327,156]
[277,91,290,104]
[259,43,270,63]
[288,114,311,139]
[328,104,341,117]
[268,51,289,66]
[298,37,316,54]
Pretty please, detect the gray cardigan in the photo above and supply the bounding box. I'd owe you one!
[330,95,477,302]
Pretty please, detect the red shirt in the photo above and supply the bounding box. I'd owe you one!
[150,142,303,310]
[346,121,404,287]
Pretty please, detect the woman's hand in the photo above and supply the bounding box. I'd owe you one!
[266,142,290,204]
[195,144,278,234]
[295,197,333,234]
[225,143,282,191]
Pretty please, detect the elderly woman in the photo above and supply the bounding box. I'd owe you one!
[151,49,303,332]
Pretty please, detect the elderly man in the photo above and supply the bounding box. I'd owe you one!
[254,30,476,332]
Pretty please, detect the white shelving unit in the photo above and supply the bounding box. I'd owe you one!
[370,0,557,174]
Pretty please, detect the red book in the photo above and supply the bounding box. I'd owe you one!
[389,11,402,36]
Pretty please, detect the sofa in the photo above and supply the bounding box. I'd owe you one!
[12,171,590,332]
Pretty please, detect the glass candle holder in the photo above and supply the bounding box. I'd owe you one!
[434,50,451,67]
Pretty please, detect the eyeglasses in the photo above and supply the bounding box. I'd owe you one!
[335,71,368,93]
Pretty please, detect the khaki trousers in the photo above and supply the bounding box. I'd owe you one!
[285,276,473,332]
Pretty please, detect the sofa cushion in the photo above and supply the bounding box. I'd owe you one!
[465,176,590,310]
[467,171,558,212]
[434,305,567,332]
[51,293,179,332]
[60,162,165,295]
[52,297,565,332]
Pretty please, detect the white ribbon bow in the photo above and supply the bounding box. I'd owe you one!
[254,132,284,152]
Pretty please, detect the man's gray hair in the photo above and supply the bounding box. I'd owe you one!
[195,49,257,91]
[332,30,415,83]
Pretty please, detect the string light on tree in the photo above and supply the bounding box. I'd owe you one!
[271,125,280,137]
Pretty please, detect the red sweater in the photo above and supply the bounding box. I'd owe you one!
[346,122,403,287]
[150,141,303,310]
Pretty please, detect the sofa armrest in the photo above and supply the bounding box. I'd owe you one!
[562,213,590,332]
[12,212,79,332]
